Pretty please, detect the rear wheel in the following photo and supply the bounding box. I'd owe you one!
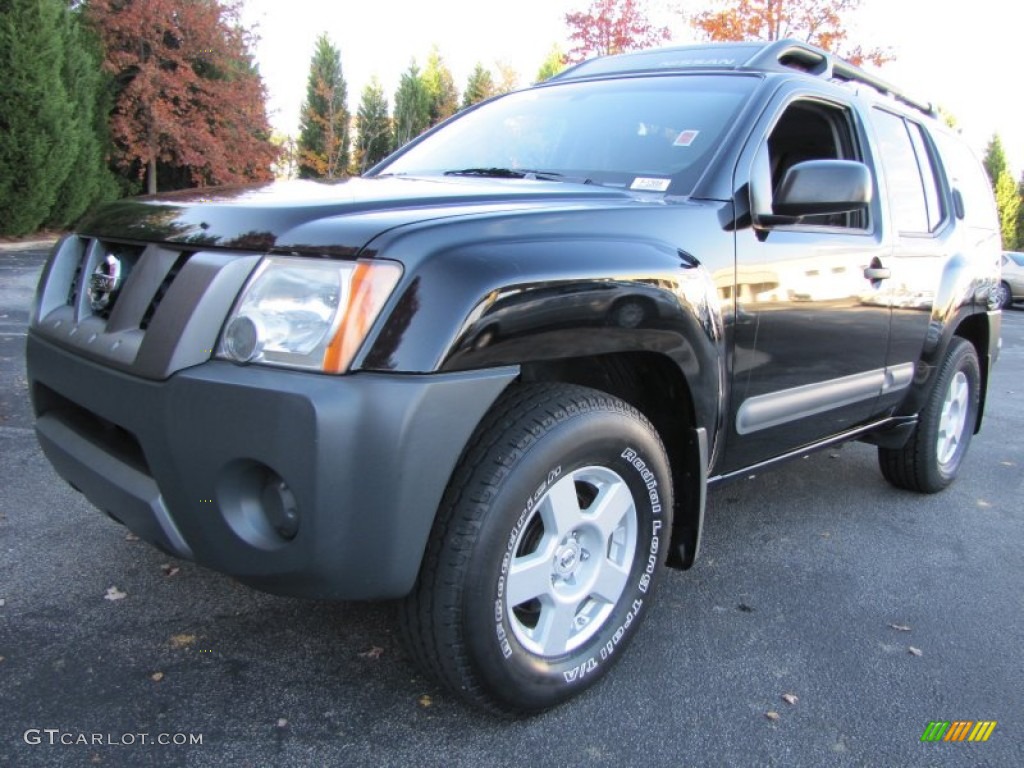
[994,281,1012,309]
[400,383,672,714]
[879,338,980,493]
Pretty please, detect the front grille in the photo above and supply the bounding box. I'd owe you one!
[140,251,191,330]
[33,235,261,379]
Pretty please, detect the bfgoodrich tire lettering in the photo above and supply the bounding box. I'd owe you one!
[399,383,672,714]
[878,338,980,493]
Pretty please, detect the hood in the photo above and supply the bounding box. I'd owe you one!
[76,176,635,256]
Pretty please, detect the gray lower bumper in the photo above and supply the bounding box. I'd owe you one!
[28,333,517,599]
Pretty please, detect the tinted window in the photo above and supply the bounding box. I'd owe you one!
[377,75,757,193]
[931,130,999,233]
[906,122,944,229]
[872,109,934,233]
[765,100,865,228]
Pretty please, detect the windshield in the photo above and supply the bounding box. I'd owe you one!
[375,74,757,194]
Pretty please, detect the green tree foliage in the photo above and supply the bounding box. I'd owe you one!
[995,170,1021,250]
[394,61,430,147]
[536,45,567,82]
[494,61,520,95]
[355,78,392,173]
[47,8,118,228]
[298,34,350,179]
[462,63,496,109]
[0,0,111,235]
[422,47,459,127]
[982,133,1008,187]
[1016,174,1024,251]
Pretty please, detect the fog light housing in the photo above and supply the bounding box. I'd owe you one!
[217,461,301,549]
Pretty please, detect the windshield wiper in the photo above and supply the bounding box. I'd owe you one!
[443,168,593,184]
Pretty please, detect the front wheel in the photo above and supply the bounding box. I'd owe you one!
[400,383,672,714]
[879,338,980,493]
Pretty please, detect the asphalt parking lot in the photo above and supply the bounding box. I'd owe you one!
[1,244,1021,768]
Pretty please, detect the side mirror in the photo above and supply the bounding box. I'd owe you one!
[773,159,873,216]
[750,154,872,228]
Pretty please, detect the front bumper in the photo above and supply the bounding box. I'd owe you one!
[28,333,516,599]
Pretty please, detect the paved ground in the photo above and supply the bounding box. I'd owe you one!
[1,246,1021,767]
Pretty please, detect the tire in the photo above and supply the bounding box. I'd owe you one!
[400,383,672,714]
[994,281,1012,309]
[878,338,980,493]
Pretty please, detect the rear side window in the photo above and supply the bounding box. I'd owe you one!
[932,130,999,233]
[871,109,945,234]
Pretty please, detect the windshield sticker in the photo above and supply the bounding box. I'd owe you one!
[630,177,671,192]
[673,130,700,147]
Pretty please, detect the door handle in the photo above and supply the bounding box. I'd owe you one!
[864,265,891,281]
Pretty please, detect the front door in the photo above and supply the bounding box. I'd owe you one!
[722,92,893,472]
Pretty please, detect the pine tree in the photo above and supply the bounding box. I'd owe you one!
[355,78,392,173]
[462,64,496,109]
[47,8,118,228]
[995,170,1020,250]
[1016,174,1024,252]
[298,34,350,179]
[422,47,459,127]
[983,134,1008,188]
[0,0,76,235]
[393,61,430,147]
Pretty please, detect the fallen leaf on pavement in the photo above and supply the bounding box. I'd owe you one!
[889,623,911,632]
[104,586,127,601]
[125,533,139,542]
[765,711,780,721]
[170,634,196,649]
[276,718,288,729]
[161,564,180,577]
[358,646,384,659]
[150,672,164,682]
[909,646,923,656]
[418,695,433,708]
[782,693,798,705]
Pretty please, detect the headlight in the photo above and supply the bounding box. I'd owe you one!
[217,256,402,373]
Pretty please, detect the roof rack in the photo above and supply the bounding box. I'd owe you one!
[744,39,936,117]
[549,39,936,119]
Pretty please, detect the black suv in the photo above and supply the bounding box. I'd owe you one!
[27,40,1002,713]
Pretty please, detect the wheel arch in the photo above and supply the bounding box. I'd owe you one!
[519,351,708,570]
[952,311,993,434]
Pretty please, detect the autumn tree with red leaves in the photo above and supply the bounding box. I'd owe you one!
[690,0,892,66]
[564,0,672,64]
[87,0,279,193]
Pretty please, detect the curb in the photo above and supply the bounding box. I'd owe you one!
[0,238,59,252]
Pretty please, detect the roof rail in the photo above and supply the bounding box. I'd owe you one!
[549,39,935,118]
[742,39,935,117]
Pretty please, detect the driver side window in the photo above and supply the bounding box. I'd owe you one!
[765,101,866,229]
